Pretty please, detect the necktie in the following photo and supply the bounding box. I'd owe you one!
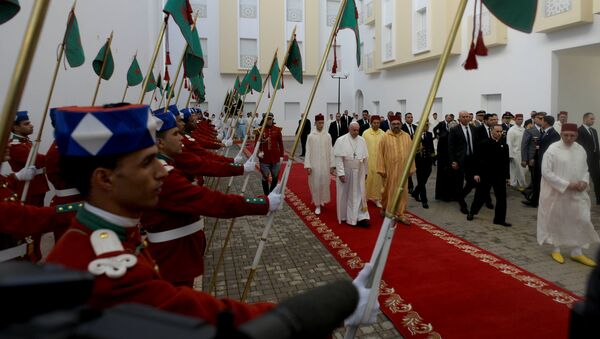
[337,122,340,135]
[466,127,473,155]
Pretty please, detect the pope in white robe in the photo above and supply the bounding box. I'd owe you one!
[507,115,528,189]
[304,114,334,214]
[334,122,370,227]
[537,123,600,267]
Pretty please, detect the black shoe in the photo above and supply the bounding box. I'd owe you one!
[494,221,512,227]
[467,214,474,221]
[422,202,429,209]
[460,206,469,214]
[357,219,370,227]
[412,193,421,202]
[521,200,538,208]
[485,202,494,209]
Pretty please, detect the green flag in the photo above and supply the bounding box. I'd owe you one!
[0,0,19,25]
[482,0,537,33]
[338,0,361,67]
[286,37,303,84]
[63,9,85,67]
[183,26,204,77]
[163,0,202,56]
[127,56,143,86]
[189,74,205,97]
[234,76,241,93]
[145,71,157,92]
[269,57,281,89]
[239,71,251,95]
[246,65,262,92]
[92,41,114,80]
[165,82,174,100]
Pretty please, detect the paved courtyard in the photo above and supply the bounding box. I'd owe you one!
[201,140,600,338]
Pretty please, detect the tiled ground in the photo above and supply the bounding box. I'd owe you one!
[202,141,599,338]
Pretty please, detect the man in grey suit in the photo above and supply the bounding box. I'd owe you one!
[520,112,545,206]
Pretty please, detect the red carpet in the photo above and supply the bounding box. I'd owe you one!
[281,162,581,338]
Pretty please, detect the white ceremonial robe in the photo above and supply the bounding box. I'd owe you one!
[304,129,334,206]
[334,134,370,225]
[537,141,600,247]
[507,124,528,187]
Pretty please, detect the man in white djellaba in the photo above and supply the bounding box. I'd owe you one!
[507,113,528,191]
[537,123,600,267]
[334,121,370,227]
[304,114,335,215]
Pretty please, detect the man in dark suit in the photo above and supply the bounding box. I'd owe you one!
[521,112,544,206]
[576,112,600,204]
[412,122,435,208]
[340,109,352,135]
[357,110,370,135]
[380,111,393,132]
[434,114,454,201]
[401,112,417,138]
[501,112,513,137]
[402,112,418,193]
[467,125,511,226]
[448,111,477,214]
[328,112,343,146]
[295,113,311,156]
[473,113,497,208]
[474,113,498,143]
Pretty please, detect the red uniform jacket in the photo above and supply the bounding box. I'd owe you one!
[45,141,82,205]
[175,150,243,181]
[46,213,274,326]
[256,126,284,164]
[8,134,49,205]
[140,157,269,284]
[0,175,73,255]
[181,135,234,163]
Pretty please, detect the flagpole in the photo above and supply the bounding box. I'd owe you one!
[139,18,167,104]
[0,0,50,161]
[91,31,114,106]
[21,2,76,202]
[122,85,129,102]
[185,85,193,108]
[147,72,161,107]
[158,83,167,108]
[174,68,186,107]
[164,11,200,112]
[344,1,468,337]
[240,27,298,302]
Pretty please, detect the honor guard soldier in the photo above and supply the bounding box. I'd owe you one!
[254,113,284,195]
[1,151,73,262]
[141,111,278,286]
[8,111,49,206]
[46,104,276,327]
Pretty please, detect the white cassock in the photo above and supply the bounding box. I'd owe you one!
[537,141,600,247]
[507,124,528,187]
[334,134,370,225]
[304,129,334,206]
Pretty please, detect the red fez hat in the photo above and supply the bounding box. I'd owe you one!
[561,123,577,133]
[559,111,568,116]
[515,113,523,118]
[370,115,381,122]
[389,115,401,122]
[315,114,324,122]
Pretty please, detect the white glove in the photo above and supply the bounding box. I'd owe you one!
[224,138,233,147]
[14,166,36,181]
[243,159,257,174]
[234,154,245,164]
[344,263,379,326]
[267,185,283,212]
[217,132,224,141]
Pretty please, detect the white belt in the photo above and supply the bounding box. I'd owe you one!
[0,243,27,263]
[35,168,45,175]
[55,188,80,197]
[146,219,204,243]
